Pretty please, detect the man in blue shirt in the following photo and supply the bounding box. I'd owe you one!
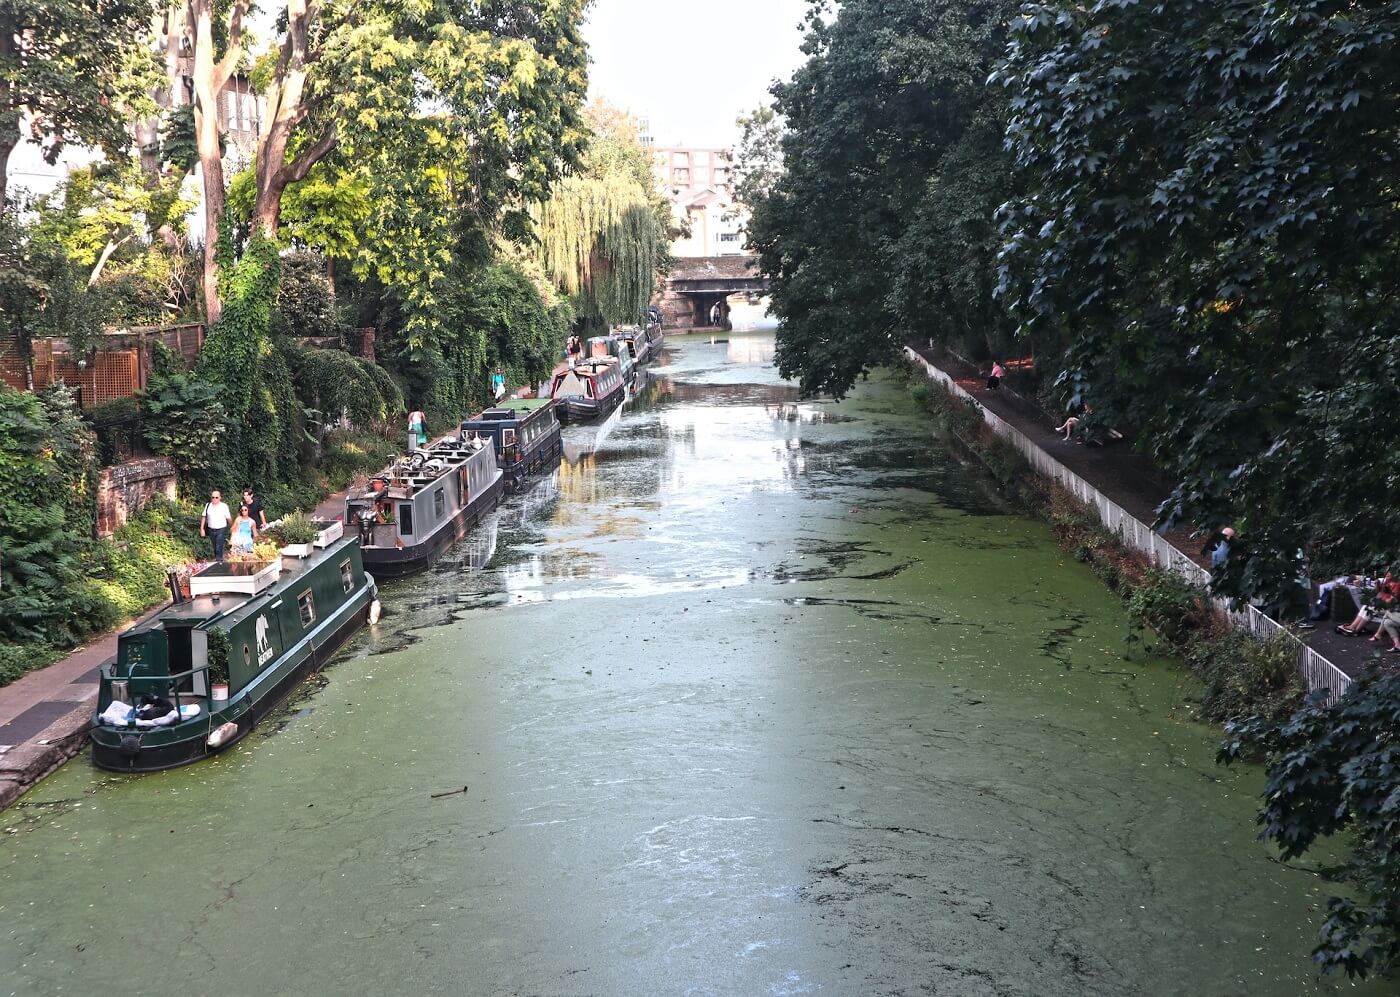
[1210,527,1235,569]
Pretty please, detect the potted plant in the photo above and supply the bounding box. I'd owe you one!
[206,629,230,702]
[272,511,320,557]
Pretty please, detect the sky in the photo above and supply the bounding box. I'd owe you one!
[583,0,811,150]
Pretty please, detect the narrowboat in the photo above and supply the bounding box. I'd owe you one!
[619,327,653,366]
[90,537,377,772]
[345,436,505,580]
[460,399,563,491]
[547,357,626,424]
[587,334,637,388]
[643,319,665,355]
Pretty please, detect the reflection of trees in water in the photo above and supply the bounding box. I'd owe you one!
[497,468,561,529]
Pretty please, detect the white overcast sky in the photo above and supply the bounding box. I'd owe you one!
[583,0,811,149]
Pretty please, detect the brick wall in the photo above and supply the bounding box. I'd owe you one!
[96,457,178,538]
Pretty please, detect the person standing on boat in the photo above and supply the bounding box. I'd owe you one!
[200,490,233,560]
[407,408,428,451]
[230,504,259,555]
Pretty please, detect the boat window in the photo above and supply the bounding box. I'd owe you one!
[434,488,445,519]
[298,590,316,628]
[503,429,517,447]
[340,559,353,594]
[398,503,415,535]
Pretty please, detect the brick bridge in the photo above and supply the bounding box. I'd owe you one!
[655,256,769,330]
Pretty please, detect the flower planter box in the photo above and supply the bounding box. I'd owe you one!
[188,559,281,597]
[280,542,314,558]
[312,520,344,548]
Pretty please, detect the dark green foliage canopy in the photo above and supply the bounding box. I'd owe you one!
[749,0,1016,398]
[995,0,1400,609]
[1221,673,1400,977]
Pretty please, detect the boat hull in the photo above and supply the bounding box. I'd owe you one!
[559,389,624,425]
[360,475,505,580]
[90,589,371,773]
[503,434,563,490]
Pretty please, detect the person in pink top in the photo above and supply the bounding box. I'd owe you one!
[987,361,1006,389]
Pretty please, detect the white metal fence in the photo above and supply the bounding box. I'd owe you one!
[904,348,1352,702]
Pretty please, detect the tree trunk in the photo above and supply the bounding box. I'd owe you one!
[0,26,15,217]
[251,0,336,238]
[189,0,246,324]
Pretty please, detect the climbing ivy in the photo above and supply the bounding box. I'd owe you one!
[194,231,299,493]
[292,347,403,431]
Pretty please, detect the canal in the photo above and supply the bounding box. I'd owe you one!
[1,331,1387,996]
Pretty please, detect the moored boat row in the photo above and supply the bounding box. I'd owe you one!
[89,319,666,773]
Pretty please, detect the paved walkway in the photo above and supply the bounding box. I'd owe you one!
[909,343,1379,680]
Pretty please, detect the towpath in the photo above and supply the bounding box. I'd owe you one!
[908,343,1378,680]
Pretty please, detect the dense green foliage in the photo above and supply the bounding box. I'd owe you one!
[749,0,1016,398]
[293,347,403,432]
[995,1,1400,613]
[195,233,300,494]
[0,0,156,208]
[0,386,103,645]
[1222,672,1400,977]
[139,373,227,479]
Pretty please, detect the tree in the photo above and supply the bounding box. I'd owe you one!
[180,0,589,324]
[749,0,1017,398]
[1220,672,1400,978]
[994,1,1400,609]
[727,104,784,216]
[534,106,669,334]
[0,0,155,212]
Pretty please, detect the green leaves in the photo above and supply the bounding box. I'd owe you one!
[751,0,1018,398]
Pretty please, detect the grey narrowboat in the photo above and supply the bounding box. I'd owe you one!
[90,536,377,772]
[346,436,504,580]
[460,399,563,490]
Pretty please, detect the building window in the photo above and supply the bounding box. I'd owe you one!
[719,232,741,243]
[673,168,689,183]
[340,559,354,594]
[297,591,316,628]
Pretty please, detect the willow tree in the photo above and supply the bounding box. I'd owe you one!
[535,110,668,333]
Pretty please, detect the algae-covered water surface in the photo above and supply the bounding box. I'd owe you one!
[2,332,1388,996]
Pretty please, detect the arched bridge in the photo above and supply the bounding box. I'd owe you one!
[656,256,769,330]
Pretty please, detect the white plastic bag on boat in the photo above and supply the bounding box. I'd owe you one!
[99,702,134,726]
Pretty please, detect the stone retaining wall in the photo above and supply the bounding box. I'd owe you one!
[96,457,178,537]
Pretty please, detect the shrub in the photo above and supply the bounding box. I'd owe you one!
[140,372,227,483]
[268,510,319,546]
[0,642,60,686]
[275,251,340,340]
[1125,568,1212,651]
[1187,631,1305,724]
[88,395,143,464]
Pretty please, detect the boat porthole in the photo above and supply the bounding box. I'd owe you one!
[244,644,252,667]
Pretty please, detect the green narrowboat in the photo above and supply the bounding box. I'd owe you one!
[89,536,378,773]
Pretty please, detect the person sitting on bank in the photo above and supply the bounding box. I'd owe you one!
[1053,415,1080,441]
[231,504,259,556]
[986,361,1006,389]
[241,488,268,528]
[1210,527,1235,569]
[1337,569,1399,638]
[200,490,233,560]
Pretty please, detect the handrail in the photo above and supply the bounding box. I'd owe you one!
[904,347,1353,702]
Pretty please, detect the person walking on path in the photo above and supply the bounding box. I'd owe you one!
[407,408,428,452]
[567,335,582,368]
[230,505,258,555]
[200,491,232,560]
[241,488,267,528]
[1210,527,1235,570]
[987,361,1006,389]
